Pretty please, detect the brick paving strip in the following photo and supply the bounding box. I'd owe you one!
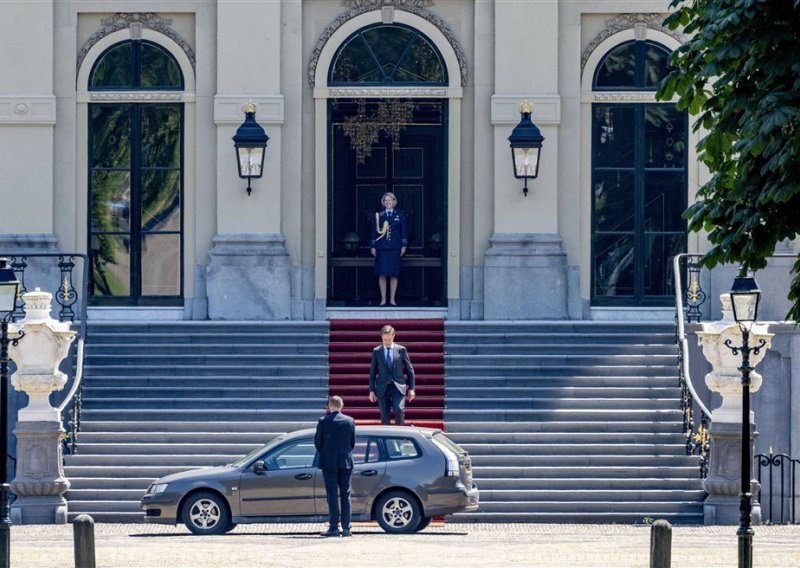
[12,523,800,568]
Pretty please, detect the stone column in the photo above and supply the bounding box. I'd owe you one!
[8,289,76,524]
[696,294,772,525]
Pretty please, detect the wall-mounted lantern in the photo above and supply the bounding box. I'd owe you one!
[233,101,269,196]
[508,100,545,197]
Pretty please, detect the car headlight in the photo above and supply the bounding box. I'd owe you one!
[148,483,168,495]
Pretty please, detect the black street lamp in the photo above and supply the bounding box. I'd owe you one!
[724,273,766,568]
[0,258,21,568]
[233,101,269,196]
[508,100,545,197]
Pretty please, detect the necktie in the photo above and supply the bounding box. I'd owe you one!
[385,348,392,366]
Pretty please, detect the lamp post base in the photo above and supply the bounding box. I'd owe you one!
[704,495,761,526]
[10,496,68,525]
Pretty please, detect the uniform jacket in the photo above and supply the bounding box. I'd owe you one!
[370,209,407,250]
[369,343,416,397]
[314,410,356,471]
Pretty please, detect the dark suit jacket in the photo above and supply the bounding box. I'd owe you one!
[369,344,416,397]
[314,411,356,471]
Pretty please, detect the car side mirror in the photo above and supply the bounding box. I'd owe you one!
[252,461,268,474]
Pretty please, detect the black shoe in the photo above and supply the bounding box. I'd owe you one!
[321,528,341,537]
[342,529,352,537]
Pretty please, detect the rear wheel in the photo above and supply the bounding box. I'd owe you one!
[413,516,432,532]
[182,491,231,536]
[375,491,421,534]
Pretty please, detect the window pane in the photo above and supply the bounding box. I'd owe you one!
[331,35,382,83]
[644,43,672,88]
[595,42,637,88]
[644,172,686,232]
[141,105,182,167]
[141,233,181,296]
[384,438,420,459]
[643,234,684,295]
[91,234,131,296]
[91,105,131,168]
[593,234,635,297]
[141,170,181,231]
[593,105,635,167]
[140,43,182,88]
[91,43,133,88]
[266,440,316,470]
[395,36,445,83]
[645,106,686,168]
[91,171,131,232]
[594,171,635,231]
[363,26,415,79]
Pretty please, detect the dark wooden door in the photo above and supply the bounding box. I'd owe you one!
[328,99,447,307]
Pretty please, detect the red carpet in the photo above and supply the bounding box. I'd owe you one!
[328,319,445,430]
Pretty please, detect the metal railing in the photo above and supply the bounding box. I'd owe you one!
[3,253,88,454]
[673,253,712,478]
[756,449,800,524]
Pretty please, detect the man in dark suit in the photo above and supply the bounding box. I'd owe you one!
[314,395,356,537]
[369,325,416,425]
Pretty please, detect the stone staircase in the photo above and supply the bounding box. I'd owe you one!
[63,322,329,522]
[444,322,705,524]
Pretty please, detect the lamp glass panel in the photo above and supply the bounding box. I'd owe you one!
[513,147,539,178]
[0,283,17,313]
[731,293,759,322]
[238,147,264,177]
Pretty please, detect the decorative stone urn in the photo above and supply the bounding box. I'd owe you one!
[7,288,76,524]
[695,293,772,526]
[696,294,772,424]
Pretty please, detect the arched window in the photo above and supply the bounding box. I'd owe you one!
[88,39,184,305]
[591,40,687,306]
[329,23,447,85]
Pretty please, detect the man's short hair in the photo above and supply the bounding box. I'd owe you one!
[380,325,395,335]
[328,395,344,410]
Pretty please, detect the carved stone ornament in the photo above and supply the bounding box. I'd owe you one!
[309,0,467,88]
[77,12,196,74]
[592,93,657,103]
[90,92,184,103]
[581,13,688,75]
[329,87,447,98]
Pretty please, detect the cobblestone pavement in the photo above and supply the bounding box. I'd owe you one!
[10,522,800,568]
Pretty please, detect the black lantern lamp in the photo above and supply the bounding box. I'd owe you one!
[508,100,545,196]
[233,101,269,196]
[0,258,21,568]
[726,272,765,568]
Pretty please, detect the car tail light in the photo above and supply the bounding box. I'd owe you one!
[431,438,460,477]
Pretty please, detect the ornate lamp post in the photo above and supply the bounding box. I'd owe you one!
[233,101,269,195]
[508,100,544,196]
[724,273,765,568]
[0,259,21,568]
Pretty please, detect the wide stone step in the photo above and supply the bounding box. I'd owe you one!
[473,465,700,478]
[84,387,327,399]
[450,432,686,444]
[64,465,201,478]
[88,322,328,335]
[84,354,329,365]
[445,397,677,411]
[64,454,241,466]
[472,500,702,514]
[445,387,679,398]
[479,489,707,502]
[446,344,676,355]
[444,376,678,387]
[83,365,328,377]
[68,477,154,490]
[445,322,674,334]
[76,431,286,444]
[67,511,144,523]
[458,443,689,456]
[73,442,261,455]
[469,455,699,467]
[79,409,323,421]
[76,420,314,433]
[66,489,146,501]
[474,477,702,491]
[448,354,677,366]
[449,511,703,524]
[66,499,145,513]
[444,409,682,422]
[444,365,677,377]
[443,421,681,434]
[88,343,327,355]
[85,377,328,388]
[81,397,325,410]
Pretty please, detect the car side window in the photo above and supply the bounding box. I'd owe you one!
[353,437,380,465]
[263,439,316,470]
[383,437,421,460]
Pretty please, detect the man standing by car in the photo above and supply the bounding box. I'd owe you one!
[369,325,415,426]
[314,395,356,537]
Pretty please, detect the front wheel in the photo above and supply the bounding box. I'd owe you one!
[413,516,432,532]
[182,491,231,536]
[375,491,421,534]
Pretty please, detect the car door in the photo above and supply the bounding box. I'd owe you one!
[315,436,386,515]
[238,437,318,517]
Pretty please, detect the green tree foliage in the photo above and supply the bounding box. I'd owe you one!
[658,0,800,320]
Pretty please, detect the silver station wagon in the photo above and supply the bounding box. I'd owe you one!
[141,425,479,534]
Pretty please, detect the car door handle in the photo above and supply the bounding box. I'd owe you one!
[294,473,313,480]
[360,470,378,477]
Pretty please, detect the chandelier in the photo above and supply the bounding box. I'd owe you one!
[340,99,417,164]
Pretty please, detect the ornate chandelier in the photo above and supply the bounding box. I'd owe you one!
[340,99,417,164]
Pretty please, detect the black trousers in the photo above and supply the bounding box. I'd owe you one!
[322,468,352,529]
[377,382,406,425]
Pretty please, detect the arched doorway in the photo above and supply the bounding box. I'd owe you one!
[326,23,448,307]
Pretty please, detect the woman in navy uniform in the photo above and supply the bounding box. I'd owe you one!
[370,192,407,306]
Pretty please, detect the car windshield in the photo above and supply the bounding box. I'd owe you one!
[432,432,467,456]
[228,433,289,467]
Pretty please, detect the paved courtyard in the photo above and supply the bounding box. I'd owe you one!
[10,522,800,568]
